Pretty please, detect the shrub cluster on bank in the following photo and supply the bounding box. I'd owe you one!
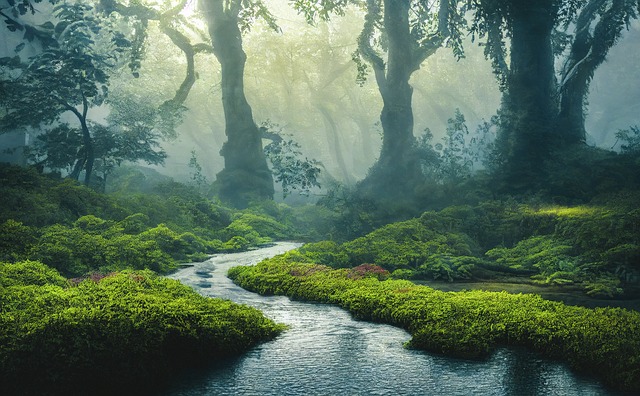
[0,164,300,277]
[228,255,640,393]
[293,195,640,297]
[0,261,284,395]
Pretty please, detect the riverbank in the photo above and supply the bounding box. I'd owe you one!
[165,242,617,396]
[0,261,285,395]
[228,254,640,393]
[419,280,640,311]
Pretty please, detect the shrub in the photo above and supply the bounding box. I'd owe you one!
[0,268,284,395]
[228,257,640,392]
[0,260,68,287]
[0,220,38,261]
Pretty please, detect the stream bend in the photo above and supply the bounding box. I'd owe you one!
[165,242,617,396]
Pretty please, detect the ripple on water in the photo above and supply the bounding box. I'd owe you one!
[164,243,620,396]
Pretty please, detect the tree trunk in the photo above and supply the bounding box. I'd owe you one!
[67,100,94,186]
[557,0,620,145]
[359,0,422,198]
[69,156,86,181]
[317,105,354,184]
[496,0,557,190]
[80,116,95,186]
[201,0,273,207]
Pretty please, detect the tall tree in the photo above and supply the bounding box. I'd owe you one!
[199,0,279,207]
[471,0,640,188]
[0,1,134,185]
[296,0,464,201]
[557,0,640,144]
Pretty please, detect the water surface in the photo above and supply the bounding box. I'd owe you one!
[165,242,620,396]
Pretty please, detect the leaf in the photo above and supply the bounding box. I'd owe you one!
[39,21,55,30]
[14,42,25,53]
[23,26,35,41]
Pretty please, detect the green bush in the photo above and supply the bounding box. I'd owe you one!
[0,260,68,287]
[0,267,284,395]
[297,241,349,267]
[230,212,293,240]
[104,234,174,273]
[0,220,37,261]
[229,256,640,392]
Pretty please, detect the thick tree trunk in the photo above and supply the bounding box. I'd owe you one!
[497,0,557,189]
[359,0,422,198]
[201,0,273,207]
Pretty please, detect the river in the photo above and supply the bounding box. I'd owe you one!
[164,242,621,396]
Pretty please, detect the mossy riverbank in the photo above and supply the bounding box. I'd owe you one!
[0,261,285,395]
[228,254,640,393]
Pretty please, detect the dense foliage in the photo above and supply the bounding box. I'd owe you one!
[228,255,640,392]
[0,261,284,394]
[291,195,640,298]
[0,164,300,277]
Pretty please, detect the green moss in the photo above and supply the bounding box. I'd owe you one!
[0,266,284,395]
[290,194,640,295]
[229,256,640,392]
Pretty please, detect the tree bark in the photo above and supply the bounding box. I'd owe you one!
[79,117,94,186]
[359,0,422,198]
[200,0,274,207]
[65,98,94,186]
[496,0,557,188]
[557,0,624,145]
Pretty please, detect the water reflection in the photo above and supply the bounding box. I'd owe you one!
[164,243,620,396]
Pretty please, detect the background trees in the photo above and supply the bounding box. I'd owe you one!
[295,0,466,202]
[470,0,640,190]
[0,2,135,185]
[1,0,638,204]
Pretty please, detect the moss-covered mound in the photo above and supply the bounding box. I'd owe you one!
[228,255,640,393]
[0,164,302,278]
[293,195,640,298]
[0,261,284,395]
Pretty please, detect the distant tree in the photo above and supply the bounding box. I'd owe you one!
[91,99,168,191]
[556,0,640,144]
[28,100,168,191]
[295,0,465,202]
[0,1,133,185]
[97,0,214,132]
[470,0,640,189]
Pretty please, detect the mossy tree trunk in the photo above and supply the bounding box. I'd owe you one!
[357,0,453,201]
[201,0,274,207]
[494,0,557,190]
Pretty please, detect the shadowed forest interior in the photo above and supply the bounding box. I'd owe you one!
[1,0,640,395]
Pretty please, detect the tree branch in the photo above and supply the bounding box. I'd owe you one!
[357,0,386,85]
[412,0,452,69]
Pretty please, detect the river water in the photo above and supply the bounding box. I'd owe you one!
[164,242,620,396]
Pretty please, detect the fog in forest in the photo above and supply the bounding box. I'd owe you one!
[3,2,640,394]
[3,0,637,197]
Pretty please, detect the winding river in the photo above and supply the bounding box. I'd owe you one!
[164,242,621,396]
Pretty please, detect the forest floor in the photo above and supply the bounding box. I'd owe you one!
[418,279,640,312]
